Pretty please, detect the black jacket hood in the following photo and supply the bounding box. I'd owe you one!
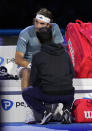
[41,43,65,56]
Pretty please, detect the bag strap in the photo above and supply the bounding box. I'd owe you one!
[87,100,92,107]
[76,19,84,24]
[75,19,85,28]
[76,20,92,45]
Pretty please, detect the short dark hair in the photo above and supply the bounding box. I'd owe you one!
[36,27,52,44]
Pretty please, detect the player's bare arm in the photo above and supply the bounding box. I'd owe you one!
[15,51,29,67]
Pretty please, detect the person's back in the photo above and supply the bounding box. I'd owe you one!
[23,27,74,125]
[31,42,74,96]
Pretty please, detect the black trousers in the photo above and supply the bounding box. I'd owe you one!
[22,86,74,115]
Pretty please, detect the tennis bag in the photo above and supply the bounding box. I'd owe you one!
[72,99,92,123]
[65,20,92,78]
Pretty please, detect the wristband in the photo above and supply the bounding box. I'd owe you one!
[27,63,31,68]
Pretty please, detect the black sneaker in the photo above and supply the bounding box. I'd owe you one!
[61,108,72,124]
[40,111,53,125]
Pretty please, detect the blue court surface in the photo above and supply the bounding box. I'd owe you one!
[0,122,92,131]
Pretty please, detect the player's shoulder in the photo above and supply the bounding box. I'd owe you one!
[20,25,35,35]
[51,23,59,28]
[51,23,60,32]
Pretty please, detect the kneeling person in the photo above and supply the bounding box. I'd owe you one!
[22,27,75,124]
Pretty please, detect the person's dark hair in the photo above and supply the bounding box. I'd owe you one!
[36,8,53,22]
[36,27,52,44]
[33,8,53,24]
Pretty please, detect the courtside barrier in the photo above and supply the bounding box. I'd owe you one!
[0,79,92,123]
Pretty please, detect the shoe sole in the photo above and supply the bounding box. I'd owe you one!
[40,113,52,125]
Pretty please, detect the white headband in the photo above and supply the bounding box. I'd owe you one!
[36,14,51,23]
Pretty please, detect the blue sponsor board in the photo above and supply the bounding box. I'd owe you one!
[0,57,4,65]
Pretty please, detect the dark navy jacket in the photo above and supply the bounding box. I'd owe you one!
[30,43,74,96]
